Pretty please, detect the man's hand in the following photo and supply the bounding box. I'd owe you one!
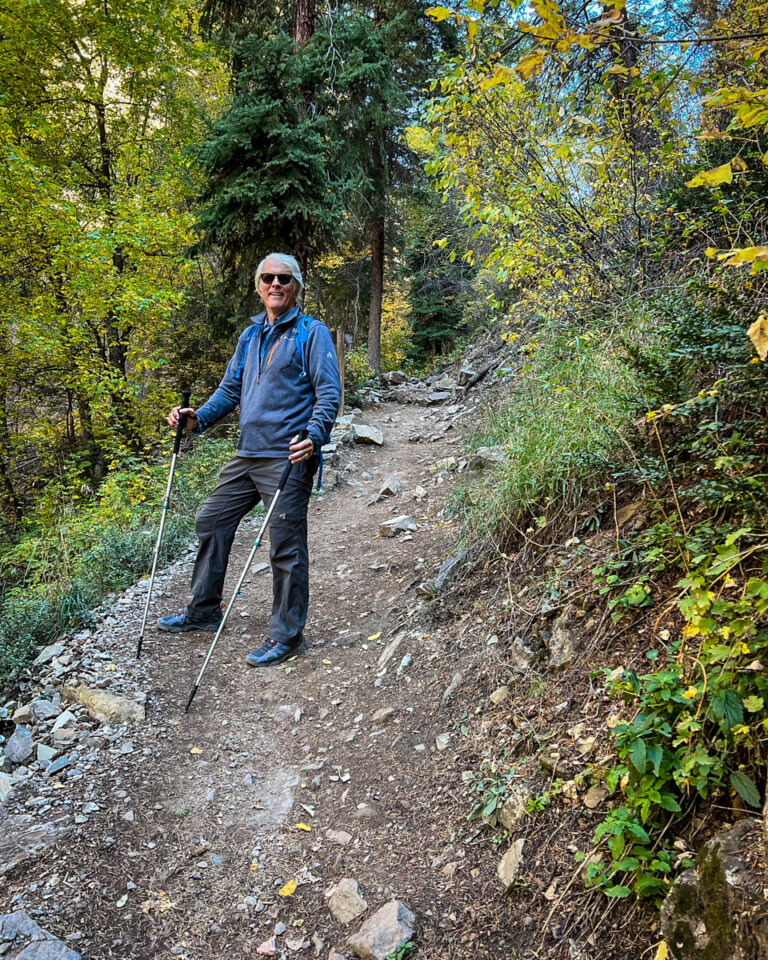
[168,406,199,432]
[289,434,314,464]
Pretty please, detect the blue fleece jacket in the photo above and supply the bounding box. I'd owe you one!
[193,307,341,457]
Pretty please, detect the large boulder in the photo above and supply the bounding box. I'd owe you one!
[62,685,145,725]
[660,819,768,959]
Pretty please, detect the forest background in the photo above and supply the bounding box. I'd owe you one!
[1,0,768,916]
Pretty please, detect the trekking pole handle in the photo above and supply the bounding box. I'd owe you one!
[174,389,191,454]
[279,429,309,488]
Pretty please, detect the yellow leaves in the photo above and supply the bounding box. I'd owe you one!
[295,822,311,831]
[515,52,547,81]
[367,632,382,641]
[478,65,518,91]
[685,162,733,188]
[708,246,768,275]
[279,879,297,897]
[425,5,454,21]
[748,314,768,361]
[140,890,176,914]
[190,746,203,755]
[655,942,669,960]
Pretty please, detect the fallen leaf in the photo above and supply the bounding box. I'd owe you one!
[655,943,669,960]
[367,632,382,641]
[250,863,259,870]
[256,937,276,955]
[295,822,311,831]
[105,664,116,671]
[322,659,332,665]
[190,747,203,755]
[748,313,768,360]
[279,879,297,897]
[115,894,128,908]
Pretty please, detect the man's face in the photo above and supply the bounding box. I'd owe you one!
[257,260,299,318]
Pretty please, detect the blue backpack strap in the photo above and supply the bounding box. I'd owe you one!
[234,322,260,381]
[295,314,313,379]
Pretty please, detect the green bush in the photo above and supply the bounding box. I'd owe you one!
[455,318,643,543]
[0,430,237,691]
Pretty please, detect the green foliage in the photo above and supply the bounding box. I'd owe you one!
[585,346,768,902]
[453,318,640,543]
[343,348,377,407]
[464,761,520,827]
[0,432,236,691]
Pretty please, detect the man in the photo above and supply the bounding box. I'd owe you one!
[158,253,341,666]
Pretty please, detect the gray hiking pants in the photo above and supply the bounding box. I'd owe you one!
[186,454,317,644]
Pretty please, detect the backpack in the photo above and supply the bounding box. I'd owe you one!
[233,314,313,382]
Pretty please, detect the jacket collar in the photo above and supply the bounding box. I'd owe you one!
[252,306,301,331]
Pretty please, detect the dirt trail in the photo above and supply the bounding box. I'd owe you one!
[2,400,495,959]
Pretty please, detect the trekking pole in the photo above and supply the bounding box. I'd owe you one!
[136,389,191,659]
[185,430,308,714]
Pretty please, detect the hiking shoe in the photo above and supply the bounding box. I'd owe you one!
[157,610,222,633]
[245,636,306,667]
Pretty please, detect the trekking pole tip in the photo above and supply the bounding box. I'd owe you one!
[184,685,198,714]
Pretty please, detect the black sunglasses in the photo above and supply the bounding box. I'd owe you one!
[260,272,294,286]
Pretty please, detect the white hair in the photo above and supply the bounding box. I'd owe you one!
[255,253,304,302]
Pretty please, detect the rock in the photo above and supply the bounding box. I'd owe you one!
[62,685,145,725]
[377,475,404,498]
[326,878,367,924]
[329,952,348,960]
[0,815,70,876]
[412,485,427,500]
[33,644,65,667]
[381,370,406,385]
[377,633,407,670]
[371,707,397,725]
[507,637,534,674]
[435,733,450,752]
[499,789,530,830]
[431,375,456,391]
[547,609,575,672]
[256,937,276,955]
[583,786,609,810]
[426,391,451,404]
[51,711,76,734]
[0,774,14,802]
[37,744,57,766]
[11,705,32,725]
[490,685,509,706]
[660,819,768,959]
[457,366,476,386]
[430,457,456,474]
[0,910,82,959]
[434,547,471,592]
[44,756,70,778]
[441,673,462,706]
[4,727,33,766]
[30,700,61,722]
[326,829,353,846]
[468,445,507,470]
[498,839,525,888]
[352,424,383,446]
[379,515,417,538]
[347,901,415,960]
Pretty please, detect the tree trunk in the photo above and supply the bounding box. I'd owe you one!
[367,212,385,374]
[292,0,315,46]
